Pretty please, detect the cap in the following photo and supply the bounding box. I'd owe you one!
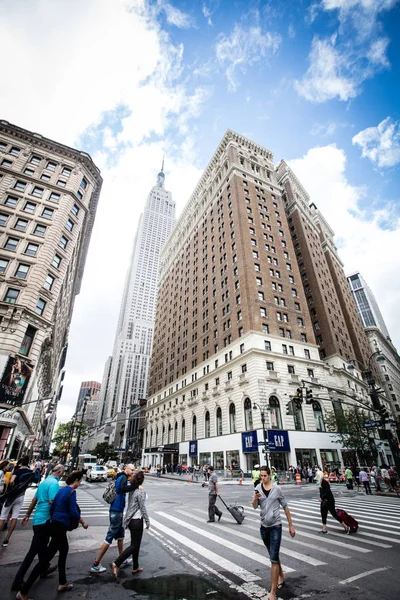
[254,464,260,469]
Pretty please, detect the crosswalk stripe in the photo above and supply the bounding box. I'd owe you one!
[283,522,392,548]
[151,517,262,582]
[178,509,327,566]
[296,498,400,520]
[156,511,296,572]
[339,567,390,585]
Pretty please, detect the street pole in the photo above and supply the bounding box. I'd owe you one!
[71,395,89,470]
[253,402,270,469]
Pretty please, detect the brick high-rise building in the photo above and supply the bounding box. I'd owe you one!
[0,120,102,459]
[74,380,101,416]
[143,131,382,472]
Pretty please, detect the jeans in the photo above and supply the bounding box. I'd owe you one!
[362,481,372,495]
[21,520,69,593]
[260,525,282,563]
[114,518,144,570]
[105,510,124,544]
[208,494,222,521]
[12,522,50,586]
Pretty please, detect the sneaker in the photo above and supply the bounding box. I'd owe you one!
[318,530,328,535]
[90,563,106,573]
[2,539,9,547]
[346,526,351,535]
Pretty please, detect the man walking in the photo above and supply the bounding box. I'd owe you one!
[345,466,353,490]
[358,468,372,495]
[252,466,295,600]
[252,464,261,487]
[207,466,222,523]
[0,456,33,547]
[11,464,64,590]
[90,464,137,573]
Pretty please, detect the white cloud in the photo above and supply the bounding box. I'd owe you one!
[156,0,194,28]
[296,0,397,102]
[288,145,400,350]
[216,23,281,91]
[288,24,296,38]
[295,37,358,102]
[352,117,400,168]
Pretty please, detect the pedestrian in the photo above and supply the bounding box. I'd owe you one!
[11,463,65,591]
[308,466,313,484]
[373,465,383,491]
[388,467,397,491]
[207,466,222,523]
[0,456,34,547]
[252,464,261,487]
[344,466,353,490]
[358,468,372,495]
[16,470,88,600]
[156,464,161,478]
[315,470,350,534]
[0,460,9,495]
[90,463,137,573]
[252,466,295,600]
[111,471,150,578]
[380,465,390,489]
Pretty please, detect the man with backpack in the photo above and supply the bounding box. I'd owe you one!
[90,464,137,573]
[0,456,34,547]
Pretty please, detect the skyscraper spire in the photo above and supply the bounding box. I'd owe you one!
[157,155,165,188]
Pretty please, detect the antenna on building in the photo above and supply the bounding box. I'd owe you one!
[157,154,165,188]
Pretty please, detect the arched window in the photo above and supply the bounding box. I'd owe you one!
[174,421,178,442]
[162,425,165,443]
[313,401,325,431]
[244,398,253,430]
[216,407,222,436]
[168,424,172,444]
[145,429,149,447]
[156,427,158,444]
[181,419,185,442]
[205,411,210,438]
[229,403,236,433]
[292,400,305,431]
[269,396,282,429]
[192,415,197,439]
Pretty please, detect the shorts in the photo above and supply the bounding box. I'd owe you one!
[260,524,282,563]
[104,511,124,545]
[0,494,24,520]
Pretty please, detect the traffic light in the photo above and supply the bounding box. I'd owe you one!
[378,404,389,421]
[296,388,302,399]
[305,388,313,404]
[286,402,292,416]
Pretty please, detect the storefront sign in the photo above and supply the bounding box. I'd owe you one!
[0,356,33,407]
[268,430,290,453]
[189,440,198,457]
[241,430,258,453]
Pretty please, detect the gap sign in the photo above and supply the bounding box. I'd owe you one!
[267,430,290,453]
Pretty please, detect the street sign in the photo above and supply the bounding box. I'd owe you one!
[363,420,382,428]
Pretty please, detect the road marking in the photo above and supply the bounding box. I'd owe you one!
[156,511,295,572]
[151,517,262,582]
[179,509,327,565]
[339,567,389,585]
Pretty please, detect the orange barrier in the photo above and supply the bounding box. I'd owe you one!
[329,472,337,483]
[295,473,301,485]
[280,476,283,484]
[324,471,329,480]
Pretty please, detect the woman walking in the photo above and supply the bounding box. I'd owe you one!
[17,471,88,600]
[111,471,149,578]
[316,470,350,534]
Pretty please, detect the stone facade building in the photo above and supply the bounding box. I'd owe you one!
[0,120,102,459]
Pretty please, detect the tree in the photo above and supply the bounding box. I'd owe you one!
[324,406,375,465]
[52,421,87,458]
[92,442,117,461]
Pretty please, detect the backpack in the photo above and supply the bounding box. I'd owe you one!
[103,479,117,504]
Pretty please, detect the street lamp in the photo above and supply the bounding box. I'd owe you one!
[252,401,270,469]
[71,393,90,470]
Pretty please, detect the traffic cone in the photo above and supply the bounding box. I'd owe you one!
[295,473,301,485]
[188,475,192,483]
[280,476,283,484]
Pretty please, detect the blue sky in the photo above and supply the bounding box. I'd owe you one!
[1,0,399,422]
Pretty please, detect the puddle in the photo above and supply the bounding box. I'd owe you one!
[123,574,231,599]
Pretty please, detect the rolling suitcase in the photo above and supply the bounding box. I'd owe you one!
[219,495,245,524]
[336,508,359,533]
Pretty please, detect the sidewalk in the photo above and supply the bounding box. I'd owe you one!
[146,471,305,487]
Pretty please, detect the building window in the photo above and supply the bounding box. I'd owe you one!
[307,368,314,378]
[244,397,253,430]
[14,180,26,191]
[14,263,30,279]
[71,203,80,216]
[238,326,244,337]
[282,344,288,354]
[41,207,54,219]
[80,177,88,189]
[304,349,310,359]
[181,419,186,442]
[34,224,46,237]
[205,411,210,438]
[32,186,44,198]
[269,396,282,429]
[0,213,9,226]
[260,307,267,317]
[256,277,262,286]
[25,242,39,257]
[57,179,66,188]
[264,340,271,351]
[266,361,274,371]
[40,173,51,182]
[5,237,19,251]
[14,218,28,232]
[46,161,57,171]
[62,167,71,176]
[30,155,41,165]
[216,407,222,436]
[35,298,46,315]
[289,345,295,356]
[0,258,9,273]
[52,254,61,269]
[76,190,83,200]
[4,288,20,303]
[301,333,307,343]
[240,343,244,354]
[1,158,13,167]
[258,291,264,301]
[229,403,237,433]
[241,364,247,373]
[10,146,21,156]
[313,401,325,432]
[262,323,269,334]
[66,219,74,232]
[4,195,18,207]
[192,415,197,439]
[44,273,55,290]
[23,201,36,214]
[288,365,295,374]
[49,192,61,203]
[59,235,68,249]
[19,325,36,356]
[298,317,304,327]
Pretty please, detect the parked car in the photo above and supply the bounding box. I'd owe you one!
[86,465,108,482]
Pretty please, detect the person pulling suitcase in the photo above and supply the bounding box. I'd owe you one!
[206,466,222,523]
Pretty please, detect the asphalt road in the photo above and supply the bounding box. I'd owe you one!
[0,477,399,600]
